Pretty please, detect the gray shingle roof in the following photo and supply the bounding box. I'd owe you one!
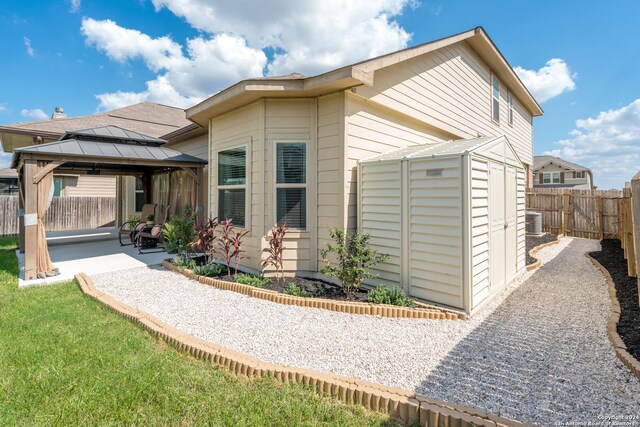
[533,155,590,172]
[0,102,190,138]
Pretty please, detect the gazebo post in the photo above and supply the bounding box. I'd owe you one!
[18,169,25,253]
[23,160,38,280]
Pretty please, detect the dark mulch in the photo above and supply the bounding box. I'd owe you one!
[525,233,558,265]
[179,256,369,302]
[590,239,640,362]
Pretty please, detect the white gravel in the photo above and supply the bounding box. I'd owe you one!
[90,237,640,425]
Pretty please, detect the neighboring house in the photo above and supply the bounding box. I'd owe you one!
[180,25,542,310]
[0,103,191,216]
[533,155,594,189]
[0,167,18,195]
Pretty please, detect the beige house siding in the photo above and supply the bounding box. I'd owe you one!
[353,42,534,167]
[209,101,262,271]
[57,175,116,197]
[344,92,451,231]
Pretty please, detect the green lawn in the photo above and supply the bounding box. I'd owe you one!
[0,237,400,426]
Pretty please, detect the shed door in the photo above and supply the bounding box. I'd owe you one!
[505,165,518,282]
[489,161,505,291]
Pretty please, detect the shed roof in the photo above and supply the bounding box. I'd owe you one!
[360,136,503,163]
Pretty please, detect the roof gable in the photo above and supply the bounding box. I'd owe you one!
[533,155,590,172]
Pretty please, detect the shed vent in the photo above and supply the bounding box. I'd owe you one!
[425,168,443,177]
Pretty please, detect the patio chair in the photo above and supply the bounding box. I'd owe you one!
[135,204,171,254]
[118,203,157,246]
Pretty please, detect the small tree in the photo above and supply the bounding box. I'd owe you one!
[262,223,287,282]
[192,217,219,264]
[320,228,389,296]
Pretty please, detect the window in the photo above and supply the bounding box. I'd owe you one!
[218,146,246,227]
[135,178,144,212]
[53,178,62,197]
[508,91,514,125]
[543,172,561,184]
[276,142,307,230]
[574,171,585,179]
[492,74,500,123]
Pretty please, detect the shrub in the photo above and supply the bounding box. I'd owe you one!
[217,219,248,277]
[163,215,196,259]
[283,283,310,298]
[262,223,287,282]
[146,214,155,222]
[126,215,140,229]
[173,256,196,270]
[235,274,270,288]
[192,217,219,264]
[320,228,389,295]
[367,284,416,307]
[193,263,225,278]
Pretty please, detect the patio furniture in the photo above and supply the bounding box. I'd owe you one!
[135,205,171,254]
[118,203,157,246]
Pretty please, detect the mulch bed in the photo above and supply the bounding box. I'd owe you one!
[179,257,369,302]
[526,233,558,265]
[590,239,640,362]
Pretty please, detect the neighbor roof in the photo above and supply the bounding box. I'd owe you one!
[187,27,543,126]
[533,155,591,172]
[0,167,17,179]
[0,102,191,153]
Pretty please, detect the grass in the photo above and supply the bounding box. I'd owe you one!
[0,237,401,426]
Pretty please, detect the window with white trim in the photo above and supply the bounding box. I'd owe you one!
[218,146,247,227]
[492,74,500,123]
[276,142,307,230]
[508,91,514,125]
[543,172,561,184]
[574,171,585,179]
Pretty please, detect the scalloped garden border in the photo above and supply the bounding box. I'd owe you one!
[526,235,563,272]
[75,272,526,427]
[161,260,465,320]
[588,255,640,380]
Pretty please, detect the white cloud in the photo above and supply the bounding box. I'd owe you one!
[70,0,81,13]
[20,108,48,120]
[0,103,8,113]
[514,58,576,103]
[545,99,640,189]
[82,0,415,109]
[23,37,34,57]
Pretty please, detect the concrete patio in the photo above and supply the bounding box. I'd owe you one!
[17,228,168,287]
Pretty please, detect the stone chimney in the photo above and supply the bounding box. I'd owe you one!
[51,107,66,119]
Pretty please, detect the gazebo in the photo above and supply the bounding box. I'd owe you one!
[11,125,207,280]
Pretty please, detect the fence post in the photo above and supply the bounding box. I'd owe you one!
[598,195,604,239]
[562,189,571,236]
[630,174,640,304]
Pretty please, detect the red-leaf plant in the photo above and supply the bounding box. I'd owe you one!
[217,219,248,277]
[262,222,287,282]
[192,217,219,264]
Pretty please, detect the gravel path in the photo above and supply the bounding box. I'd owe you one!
[90,238,640,425]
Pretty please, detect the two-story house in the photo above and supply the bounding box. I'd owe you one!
[532,155,594,189]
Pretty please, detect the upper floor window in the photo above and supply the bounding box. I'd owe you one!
[218,146,247,227]
[574,171,586,179]
[543,172,561,184]
[508,91,514,126]
[276,142,307,230]
[492,74,500,123]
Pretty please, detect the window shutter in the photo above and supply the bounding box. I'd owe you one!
[560,172,565,184]
[573,171,576,179]
[539,173,543,184]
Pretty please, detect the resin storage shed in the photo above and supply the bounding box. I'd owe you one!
[358,136,525,314]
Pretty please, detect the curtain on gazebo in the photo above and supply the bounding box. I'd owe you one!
[36,161,58,278]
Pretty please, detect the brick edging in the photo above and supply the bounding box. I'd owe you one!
[161,260,466,320]
[526,236,562,272]
[74,272,526,427]
[587,256,640,380]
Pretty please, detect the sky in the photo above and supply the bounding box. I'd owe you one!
[0,0,639,189]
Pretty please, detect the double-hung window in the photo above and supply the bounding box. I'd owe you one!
[492,74,500,123]
[508,91,514,125]
[218,147,247,227]
[543,172,561,184]
[276,142,307,230]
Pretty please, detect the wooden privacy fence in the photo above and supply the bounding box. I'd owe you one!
[0,196,115,236]
[526,188,624,239]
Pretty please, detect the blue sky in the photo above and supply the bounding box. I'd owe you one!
[1,0,639,189]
